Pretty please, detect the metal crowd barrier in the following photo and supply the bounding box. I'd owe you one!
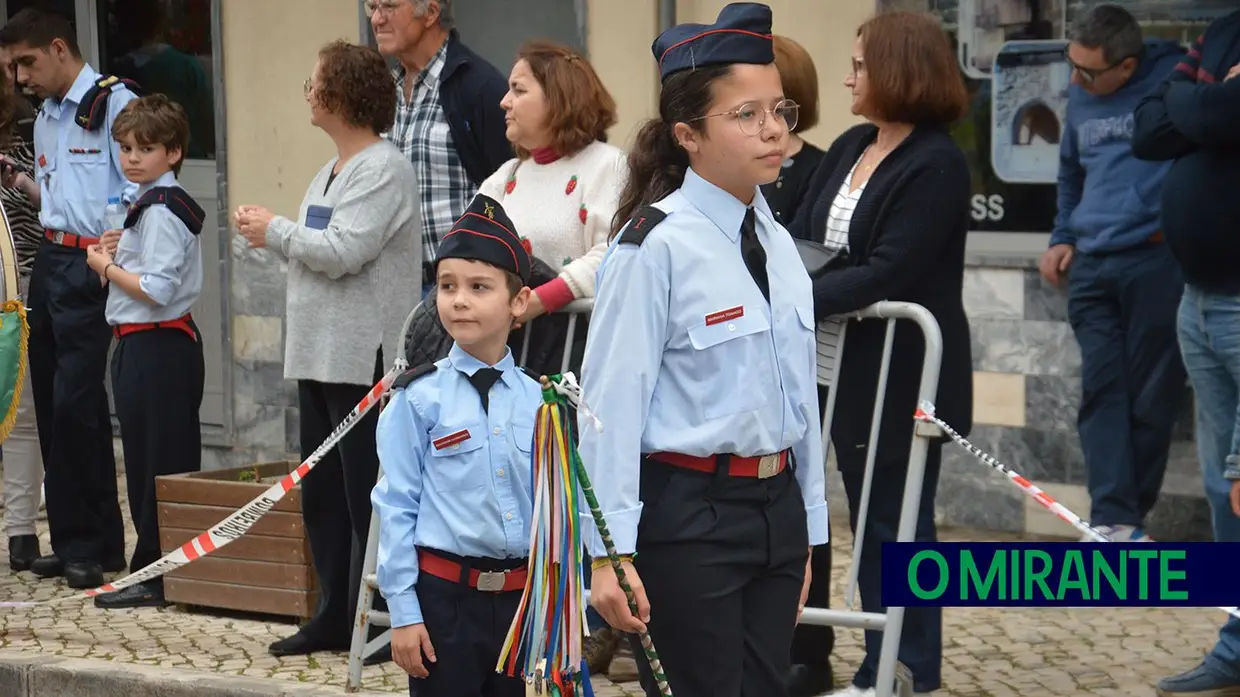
[345,299,594,692]
[796,301,944,697]
[346,300,939,697]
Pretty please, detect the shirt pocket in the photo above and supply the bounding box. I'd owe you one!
[425,423,488,492]
[686,309,773,420]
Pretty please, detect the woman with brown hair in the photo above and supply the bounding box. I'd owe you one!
[235,39,420,657]
[477,40,627,371]
[0,46,46,574]
[787,11,974,696]
[761,35,825,227]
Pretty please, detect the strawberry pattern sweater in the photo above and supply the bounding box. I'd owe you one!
[478,140,628,312]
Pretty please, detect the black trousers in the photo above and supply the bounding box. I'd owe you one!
[630,456,809,697]
[27,243,124,563]
[407,552,526,697]
[791,385,835,671]
[837,441,943,693]
[111,323,204,574]
[297,352,384,642]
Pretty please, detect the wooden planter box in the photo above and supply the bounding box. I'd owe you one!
[155,461,317,620]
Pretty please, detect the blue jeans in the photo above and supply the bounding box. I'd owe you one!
[1067,245,1186,527]
[1178,286,1240,679]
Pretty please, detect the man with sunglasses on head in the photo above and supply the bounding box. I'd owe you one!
[1038,3,1185,544]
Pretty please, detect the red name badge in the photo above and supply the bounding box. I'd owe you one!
[705,306,744,326]
[37,154,46,169]
[432,429,471,450]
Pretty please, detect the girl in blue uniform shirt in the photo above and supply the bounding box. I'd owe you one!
[578,4,828,696]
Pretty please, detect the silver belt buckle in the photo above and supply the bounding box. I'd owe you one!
[51,231,65,245]
[757,453,782,479]
[476,571,507,592]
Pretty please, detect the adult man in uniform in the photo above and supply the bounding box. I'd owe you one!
[0,8,137,589]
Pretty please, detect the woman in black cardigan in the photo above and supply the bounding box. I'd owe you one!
[788,12,973,696]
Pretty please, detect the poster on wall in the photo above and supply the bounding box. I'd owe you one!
[876,0,1238,233]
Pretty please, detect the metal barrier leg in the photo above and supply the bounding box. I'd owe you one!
[798,302,943,697]
[346,476,392,692]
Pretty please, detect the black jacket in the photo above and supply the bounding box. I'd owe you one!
[440,31,513,186]
[1132,10,1240,294]
[788,123,974,465]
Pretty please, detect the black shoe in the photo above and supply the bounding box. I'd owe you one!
[63,560,104,589]
[93,582,167,609]
[30,554,63,578]
[363,644,392,666]
[267,630,348,657]
[9,535,39,571]
[786,662,834,697]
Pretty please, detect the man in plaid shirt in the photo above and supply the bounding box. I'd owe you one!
[369,0,512,292]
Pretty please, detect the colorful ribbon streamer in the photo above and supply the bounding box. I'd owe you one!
[497,373,673,697]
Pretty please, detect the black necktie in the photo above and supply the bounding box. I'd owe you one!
[740,207,770,303]
[467,368,503,414]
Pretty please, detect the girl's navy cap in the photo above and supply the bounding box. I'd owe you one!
[653,2,775,81]
[436,194,532,284]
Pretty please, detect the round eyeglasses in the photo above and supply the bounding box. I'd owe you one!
[690,99,800,136]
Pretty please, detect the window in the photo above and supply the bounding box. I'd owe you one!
[96,0,216,160]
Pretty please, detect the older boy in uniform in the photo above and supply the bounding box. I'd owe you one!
[0,8,139,589]
[85,94,204,608]
[372,193,542,697]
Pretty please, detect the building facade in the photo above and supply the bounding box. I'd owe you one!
[6,0,1213,540]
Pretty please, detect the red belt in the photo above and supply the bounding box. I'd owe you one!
[113,313,197,342]
[417,549,527,592]
[44,228,96,251]
[648,450,789,479]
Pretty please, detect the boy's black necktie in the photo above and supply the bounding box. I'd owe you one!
[740,207,770,303]
[467,368,503,414]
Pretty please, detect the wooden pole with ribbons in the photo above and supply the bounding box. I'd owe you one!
[497,373,673,697]
[0,197,29,444]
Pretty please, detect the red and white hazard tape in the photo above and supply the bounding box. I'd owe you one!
[914,400,1240,622]
[0,366,403,609]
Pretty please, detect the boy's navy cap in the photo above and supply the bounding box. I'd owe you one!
[653,2,774,82]
[436,194,532,284]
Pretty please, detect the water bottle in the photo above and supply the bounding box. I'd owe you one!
[104,196,127,232]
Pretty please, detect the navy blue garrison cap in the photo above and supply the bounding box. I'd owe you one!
[436,194,532,284]
[653,2,775,81]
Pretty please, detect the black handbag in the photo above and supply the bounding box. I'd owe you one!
[795,237,850,281]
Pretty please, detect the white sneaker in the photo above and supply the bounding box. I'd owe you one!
[823,687,874,697]
[1082,524,1153,542]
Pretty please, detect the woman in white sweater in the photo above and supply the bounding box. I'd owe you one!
[234,40,420,658]
[479,40,628,322]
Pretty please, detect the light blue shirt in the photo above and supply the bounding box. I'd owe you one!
[34,64,139,237]
[105,171,203,325]
[372,344,543,627]
[577,167,829,557]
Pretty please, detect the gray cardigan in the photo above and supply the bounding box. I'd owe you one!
[266,139,421,386]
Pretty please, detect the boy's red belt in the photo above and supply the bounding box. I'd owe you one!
[113,313,197,342]
[648,450,789,478]
[44,228,96,250]
[417,549,528,592]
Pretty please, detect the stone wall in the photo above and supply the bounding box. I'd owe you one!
[201,237,299,472]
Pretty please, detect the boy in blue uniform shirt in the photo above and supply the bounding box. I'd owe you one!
[84,94,205,609]
[373,193,542,697]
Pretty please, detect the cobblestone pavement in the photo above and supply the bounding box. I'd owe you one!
[0,472,1225,696]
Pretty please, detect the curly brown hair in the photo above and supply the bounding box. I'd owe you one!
[514,40,616,160]
[312,40,397,135]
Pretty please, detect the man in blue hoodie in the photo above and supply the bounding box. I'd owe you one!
[1038,4,1186,543]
